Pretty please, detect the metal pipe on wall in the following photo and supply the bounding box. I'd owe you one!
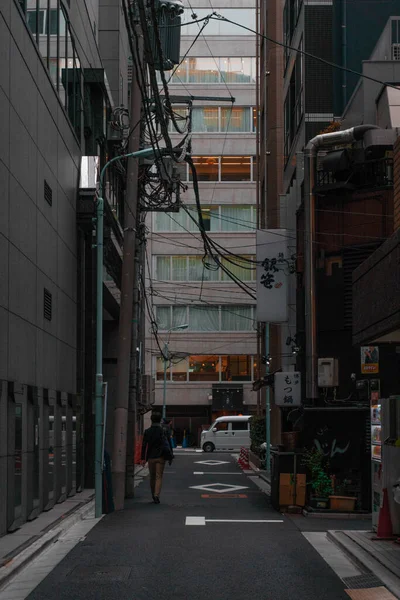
[304,125,378,400]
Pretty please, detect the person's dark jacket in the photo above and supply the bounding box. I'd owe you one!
[141,424,173,461]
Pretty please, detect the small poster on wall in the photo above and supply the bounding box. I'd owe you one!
[361,346,379,374]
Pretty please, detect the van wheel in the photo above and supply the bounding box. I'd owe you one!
[203,442,215,453]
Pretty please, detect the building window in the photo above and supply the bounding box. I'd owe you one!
[221,255,255,281]
[221,355,252,381]
[284,39,303,161]
[187,156,255,182]
[189,356,219,381]
[188,57,219,83]
[174,107,254,134]
[182,9,256,36]
[220,156,251,181]
[283,0,303,66]
[222,57,252,83]
[192,107,219,132]
[156,354,256,382]
[20,1,83,140]
[168,56,257,84]
[155,205,256,233]
[154,256,256,282]
[156,305,255,332]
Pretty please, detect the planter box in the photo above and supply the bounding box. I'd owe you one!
[309,496,329,509]
[329,495,357,512]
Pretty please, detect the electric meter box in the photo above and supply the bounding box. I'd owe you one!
[318,358,339,387]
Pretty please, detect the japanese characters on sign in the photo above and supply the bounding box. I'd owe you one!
[256,229,289,323]
[274,371,301,406]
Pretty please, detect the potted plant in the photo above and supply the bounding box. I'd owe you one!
[302,449,332,509]
[329,478,357,512]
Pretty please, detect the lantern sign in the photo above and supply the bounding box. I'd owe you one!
[256,229,292,323]
[274,372,301,406]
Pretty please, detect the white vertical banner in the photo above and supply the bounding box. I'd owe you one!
[274,372,301,406]
[256,229,290,323]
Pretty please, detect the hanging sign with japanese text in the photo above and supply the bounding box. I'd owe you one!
[274,372,301,406]
[256,229,292,323]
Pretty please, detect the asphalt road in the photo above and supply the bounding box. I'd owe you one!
[27,452,350,600]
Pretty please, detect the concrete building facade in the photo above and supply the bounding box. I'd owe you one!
[0,0,128,537]
[145,0,258,443]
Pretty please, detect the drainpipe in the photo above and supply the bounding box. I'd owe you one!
[304,125,378,400]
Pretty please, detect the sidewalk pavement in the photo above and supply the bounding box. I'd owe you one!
[0,465,146,592]
[329,529,400,598]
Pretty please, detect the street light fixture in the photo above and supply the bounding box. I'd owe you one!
[94,146,161,518]
[162,324,188,420]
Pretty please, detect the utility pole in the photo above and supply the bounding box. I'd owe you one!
[112,29,143,510]
[125,229,142,497]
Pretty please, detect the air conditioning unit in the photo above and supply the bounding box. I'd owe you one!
[318,358,339,388]
[141,375,155,408]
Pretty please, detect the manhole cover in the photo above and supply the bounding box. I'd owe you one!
[343,574,384,589]
[70,566,131,581]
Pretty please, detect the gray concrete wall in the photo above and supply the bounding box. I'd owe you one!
[0,0,105,537]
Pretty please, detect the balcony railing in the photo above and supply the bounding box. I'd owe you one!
[315,157,394,192]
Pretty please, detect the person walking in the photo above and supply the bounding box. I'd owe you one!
[141,411,173,504]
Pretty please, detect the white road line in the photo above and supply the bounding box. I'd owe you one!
[193,472,242,475]
[207,519,284,523]
[302,532,361,580]
[185,516,283,526]
[186,517,206,526]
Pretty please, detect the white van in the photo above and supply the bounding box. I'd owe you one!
[201,416,252,452]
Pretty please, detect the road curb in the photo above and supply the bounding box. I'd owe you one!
[328,530,400,598]
[0,497,95,592]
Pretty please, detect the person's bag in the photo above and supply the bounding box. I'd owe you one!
[161,431,174,462]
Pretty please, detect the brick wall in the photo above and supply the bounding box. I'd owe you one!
[394,136,400,231]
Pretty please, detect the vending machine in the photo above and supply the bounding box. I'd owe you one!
[371,400,382,530]
[371,396,400,533]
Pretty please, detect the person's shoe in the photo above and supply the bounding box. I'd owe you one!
[153,496,160,504]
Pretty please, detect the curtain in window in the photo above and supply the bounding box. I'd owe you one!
[156,306,171,330]
[192,107,219,132]
[189,306,219,331]
[155,212,171,231]
[221,108,251,132]
[221,256,254,281]
[170,210,187,232]
[172,306,187,327]
[188,57,219,83]
[221,306,253,330]
[172,256,187,281]
[188,256,219,281]
[220,206,253,231]
[156,256,171,280]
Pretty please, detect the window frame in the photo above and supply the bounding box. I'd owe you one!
[154,205,257,233]
[154,255,256,282]
[163,56,257,85]
[154,354,257,383]
[155,305,255,332]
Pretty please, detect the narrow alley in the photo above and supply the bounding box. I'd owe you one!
[1,453,367,600]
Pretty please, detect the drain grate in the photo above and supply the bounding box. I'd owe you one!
[69,566,131,582]
[343,574,385,589]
